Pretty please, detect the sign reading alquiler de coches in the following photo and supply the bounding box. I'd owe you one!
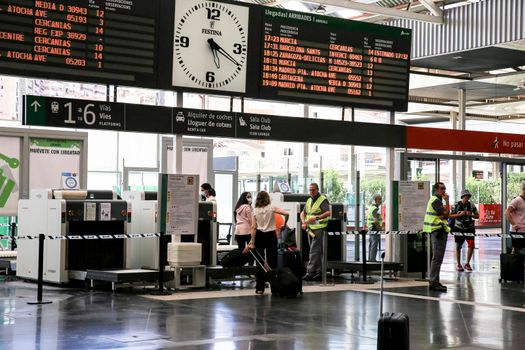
[23,95,406,149]
[24,95,525,157]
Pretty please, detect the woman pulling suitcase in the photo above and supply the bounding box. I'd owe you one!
[243,191,289,295]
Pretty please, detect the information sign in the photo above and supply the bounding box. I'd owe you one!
[259,8,411,110]
[0,0,159,87]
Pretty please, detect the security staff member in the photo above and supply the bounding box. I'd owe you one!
[423,182,450,292]
[300,183,330,281]
[367,194,383,261]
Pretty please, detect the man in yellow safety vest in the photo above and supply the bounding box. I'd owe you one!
[367,194,383,261]
[300,183,330,281]
[423,182,451,292]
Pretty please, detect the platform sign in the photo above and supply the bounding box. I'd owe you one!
[0,0,159,87]
[24,95,125,130]
[24,95,407,148]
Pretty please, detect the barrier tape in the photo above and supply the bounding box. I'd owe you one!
[4,231,523,240]
[15,233,162,240]
[328,231,524,238]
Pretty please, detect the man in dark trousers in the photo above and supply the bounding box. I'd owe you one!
[300,183,330,281]
[423,182,450,292]
[367,194,383,262]
[505,182,525,254]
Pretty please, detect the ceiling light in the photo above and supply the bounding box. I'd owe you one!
[281,1,310,13]
[338,9,363,18]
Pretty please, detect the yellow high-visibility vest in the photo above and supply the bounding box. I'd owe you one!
[305,195,329,230]
[423,195,450,233]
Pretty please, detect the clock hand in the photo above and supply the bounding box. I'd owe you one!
[207,38,221,68]
[207,38,240,66]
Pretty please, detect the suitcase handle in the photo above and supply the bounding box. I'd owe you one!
[249,249,270,273]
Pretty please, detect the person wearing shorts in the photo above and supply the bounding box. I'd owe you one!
[450,189,479,272]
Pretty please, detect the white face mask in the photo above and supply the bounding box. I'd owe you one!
[247,198,252,204]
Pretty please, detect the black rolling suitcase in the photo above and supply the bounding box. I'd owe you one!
[278,248,304,293]
[251,250,302,298]
[377,252,409,350]
[499,253,524,283]
[277,226,305,285]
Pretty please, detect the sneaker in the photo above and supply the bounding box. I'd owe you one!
[457,264,464,272]
[302,274,314,281]
[429,283,447,292]
[464,263,472,271]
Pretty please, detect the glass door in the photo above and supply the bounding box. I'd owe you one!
[502,162,525,252]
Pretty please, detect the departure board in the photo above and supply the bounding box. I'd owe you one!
[260,8,411,111]
[0,0,159,87]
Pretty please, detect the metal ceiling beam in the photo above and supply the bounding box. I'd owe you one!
[418,0,443,17]
[265,0,444,24]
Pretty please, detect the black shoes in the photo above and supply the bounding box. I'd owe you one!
[429,283,447,292]
[303,273,322,281]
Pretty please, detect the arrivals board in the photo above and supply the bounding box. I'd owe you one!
[259,8,411,111]
[0,0,159,87]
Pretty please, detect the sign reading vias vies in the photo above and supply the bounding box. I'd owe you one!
[24,95,125,131]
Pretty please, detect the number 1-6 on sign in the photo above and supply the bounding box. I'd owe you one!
[24,96,125,131]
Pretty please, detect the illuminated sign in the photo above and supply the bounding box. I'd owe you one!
[0,0,159,87]
[259,8,411,111]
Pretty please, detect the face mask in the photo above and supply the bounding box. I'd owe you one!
[247,198,252,204]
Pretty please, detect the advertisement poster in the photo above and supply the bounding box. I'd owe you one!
[0,136,21,216]
[29,138,81,191]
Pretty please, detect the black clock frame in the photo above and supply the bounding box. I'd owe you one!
[157,0,262,98]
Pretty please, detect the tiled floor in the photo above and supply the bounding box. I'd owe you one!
[1,234,524,349]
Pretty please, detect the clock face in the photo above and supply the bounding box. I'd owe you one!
[172,0,249,93]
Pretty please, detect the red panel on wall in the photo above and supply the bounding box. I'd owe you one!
[406,127,525,155]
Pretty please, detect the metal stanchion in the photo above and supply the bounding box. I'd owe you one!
[27,234,52,305]
[322,230,327,285]
[421,232,427,280]
[10,221,17,250]
[361,230,368,282]
[151,231,172,295]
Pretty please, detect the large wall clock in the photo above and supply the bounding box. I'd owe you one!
[172,0,249,93]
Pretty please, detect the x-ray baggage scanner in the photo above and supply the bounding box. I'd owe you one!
[122,191,158,269]
[181,201,217,266]
[17,190,128,283]
[270,193,346,262]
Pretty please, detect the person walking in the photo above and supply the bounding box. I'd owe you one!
[244,191,289,295]
[233,192,253,263]
[450,189,479,272]
[423,182,450,292]
[505,182,525,254]
[300,183,330,281]
[367,194,383,262]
